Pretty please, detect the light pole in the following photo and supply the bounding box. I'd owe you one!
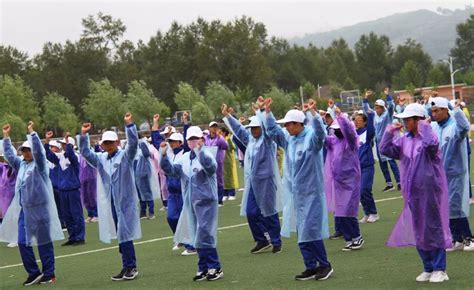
[439,57,464,99]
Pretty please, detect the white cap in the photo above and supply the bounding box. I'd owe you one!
[162,126,176,135]
[186,126,203,140]
[168,132,184,143]
[245,116,262,128]
[329,120,340,129]
[276,109,306,124]
[209,121,218,128]
[431,97,450,109]
[58,136,76,146]
[394,103,426,119]
[100,131,119,145]
[49,140,61,148]
[18,141,31,151]
[374,99,386,107]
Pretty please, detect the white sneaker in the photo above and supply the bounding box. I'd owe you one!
[222,196,228,201]
[416,272,432,282]
[218,204,224,208]
[463,238,474,251]
[429,271,449,283]
[446,241,464,252]
[470,197,474,205]
[367,214,380,223]
[7,242,18,248]
[228,196,236,201]
[159,207,167,212]
[181,249,197,256]
[358,216,368,223]
[90,217,98,223]
[85,217,92,223]
[172,243,182,251]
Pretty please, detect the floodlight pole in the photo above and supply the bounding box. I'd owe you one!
[440,56,463,99]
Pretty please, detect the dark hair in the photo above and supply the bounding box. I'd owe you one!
[356,113,368,122]
[220,126,230,136]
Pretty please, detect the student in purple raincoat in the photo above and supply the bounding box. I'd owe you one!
[380,103,451,283]
[324,109,363,251]
[0,158,17,221]
[79,152,98,223]
[205,122,228,206]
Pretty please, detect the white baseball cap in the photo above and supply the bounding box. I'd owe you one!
[431,97,449,109]
[245,116,262,128]
[162,126,176,135]
[374,99,386,107]
[203,129,210,135]
[49,140,61,148]
[276,109,306,124]
[186,126,203,140]
[100,131,119,145]
[209,121,219,128]
[58,136,76,146]
[329,120,340,129]
[168,132,184,143]
[18,141,31,151]
[394,103,426,119]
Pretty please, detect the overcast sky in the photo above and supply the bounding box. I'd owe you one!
[0,0,472,56]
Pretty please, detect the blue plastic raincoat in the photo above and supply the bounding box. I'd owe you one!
[134,140,160,201]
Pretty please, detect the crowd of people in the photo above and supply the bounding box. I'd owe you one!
[0,87,473,286]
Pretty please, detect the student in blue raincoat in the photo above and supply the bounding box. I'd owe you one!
[262,98,333,281]
[79,113,141,281]
[160,126,224,282]
[0,121,64,285]
[222,102,283,254]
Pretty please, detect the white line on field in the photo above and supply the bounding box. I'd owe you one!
[0,195,401,271]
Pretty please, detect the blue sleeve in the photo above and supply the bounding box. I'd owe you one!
[363,99,371,114]
[2,138,21,171]
[182,123,190,152]
[452,108,470,140]
[367,111,375,142]
[64,143,78,166]
[44,143,59,165]
[232,135,246,154]
[139,141,150,158]
[261,111,288,149]
[125,124,138,162]
[151,130,163,151]
[29,132,48,173]
[225,115,250,146]
[386,95,394,122]
[160,153,182,177]
[94,144,102,152]
[80,134,99,168]
[197,148,217,176]
[308,112,326,152]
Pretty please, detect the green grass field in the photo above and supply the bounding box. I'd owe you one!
[1,159,474,289]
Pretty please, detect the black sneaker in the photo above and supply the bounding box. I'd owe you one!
[123,268,138,280]
[397,184,401,191]
[272,245,282,254]
[250,242,271,254]
[23,273,43,286]
[61,240,75,246]
[193,270,208,282]
[39,275,56,284]
[72,240,85,246]
[329,232,343,240]
[295,269,318,281]
[111,269,126,281]
[206,268,223,281]
[382,185,395,192]
[342,243,353,252]
[315,265,333,281]
[351,238,365,250]
[140,214,147,220]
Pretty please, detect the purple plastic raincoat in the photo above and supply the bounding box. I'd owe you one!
[0,162,16,218]
[324,115,361,217]
[79,156,97,210]
[204,134,228,187]
[380,120,451,251]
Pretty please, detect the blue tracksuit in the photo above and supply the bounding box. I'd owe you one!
[357,112,377,215]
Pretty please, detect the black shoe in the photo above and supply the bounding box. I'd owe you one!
[193,270,208,282]
[295,269,318,281]
[39,275,56,284]
[72,240,85,246]
[23,273,43,286]
[111,269,126,281]
[61,240,75,246]
[315,265,333,281]
[206,268,223,281]
[382,185,395,192]
[351,238,365,250]
[397,184,401,191]
[250,242,271,254]
[272,245,282,254]
[140,214,147,220]
[123,268,138,280]
[329,232,343,240]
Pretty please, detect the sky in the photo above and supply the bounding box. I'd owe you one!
[0,0,472,56]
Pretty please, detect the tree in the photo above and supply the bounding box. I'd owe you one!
[174,82,204,110]
[81,12,127,52]
[82,79,126,130]
[263,86,296,119]
[0,113,27,141]
[124,80,170,125]
[426,64,450,87]
[191,102,213,125]
[392,39,432,86]
[451,14,474,70]
[42,92,79,134]
[392,60,423,89]
[0,46,30,77]
[204,81,235,119]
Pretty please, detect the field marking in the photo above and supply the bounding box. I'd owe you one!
[0,195,401,271]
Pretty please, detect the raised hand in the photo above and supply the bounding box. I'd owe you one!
[335,107,342,116]
[45,131,54,140]
[64,131,71,143]
[27,121,34,134]
[239,116,246,124]
[328,98,335,107]
[307,98,317,116]
[2,124,11,138]
[181,111,189,123]
[256,96,265,109]
[221,104,229,116]
[124,112,133,124]
[264,98,273,113]
[82,122,92,135]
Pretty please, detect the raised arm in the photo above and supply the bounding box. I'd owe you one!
[306,99,326,152]
[44,131,59,165]
[417,120,439,158]
[386,95,395,122]
[26,122,48,173]
[124,113,138,162]
[222,113,250,146]
[452,107,470,140]
[80,123,99,168]
[366,111,376,142]
[139,140,151,158]
[159,143,183,177]
[64,143,78,167]
[2,124,21,171]
[196,146,217,176]
[336,113,358,152]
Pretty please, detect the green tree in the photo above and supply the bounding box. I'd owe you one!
[451,14,474,70]
[426,64,450,87]
[42,92,79,134]
[174,82,204,110]
[124,80,170,125]
[392,39,432,86]
[204,81,235,119]
[392,60,423,89]
[81,12,127,52]
[0,46,30,77]
[263,86,296,119]
[191,102,213,125]
[82,79,126,130]
[0,113,27,141]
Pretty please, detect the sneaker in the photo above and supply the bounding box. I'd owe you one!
[470,197,474,205]
[382,185,395,192]
[446,241,464,252]
[7,242,18,248]
[250,242,271,254]
[39,275,56,284]
[72,240,85,246]
[85,217,92,223]
[140,214,147,220]
[172,243,183,251]
[61,240,75,246]
[329,232,343,240]
[222,196,228,201]
[206,268,223,281]
[463,238,474,251]
[218,204,224,208]
[272,245,282,253]
[90,217,98,223]
[315,265,333,281]
[295,269,317,281]
[429,271,449,283]
[193,271,208,282]
[359,216,368,223]
[111,269,126,281]
[350,237,365,250]
[123,268,138,280]
[148,215,156,220]
[342,242,353,252]
[397,184,401,191]
[416,272,432,282]
[23,273,43,286]
[228,196,236,201]
[159,207,167,212]
[181,249,197,256]
[367,214,379,223]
